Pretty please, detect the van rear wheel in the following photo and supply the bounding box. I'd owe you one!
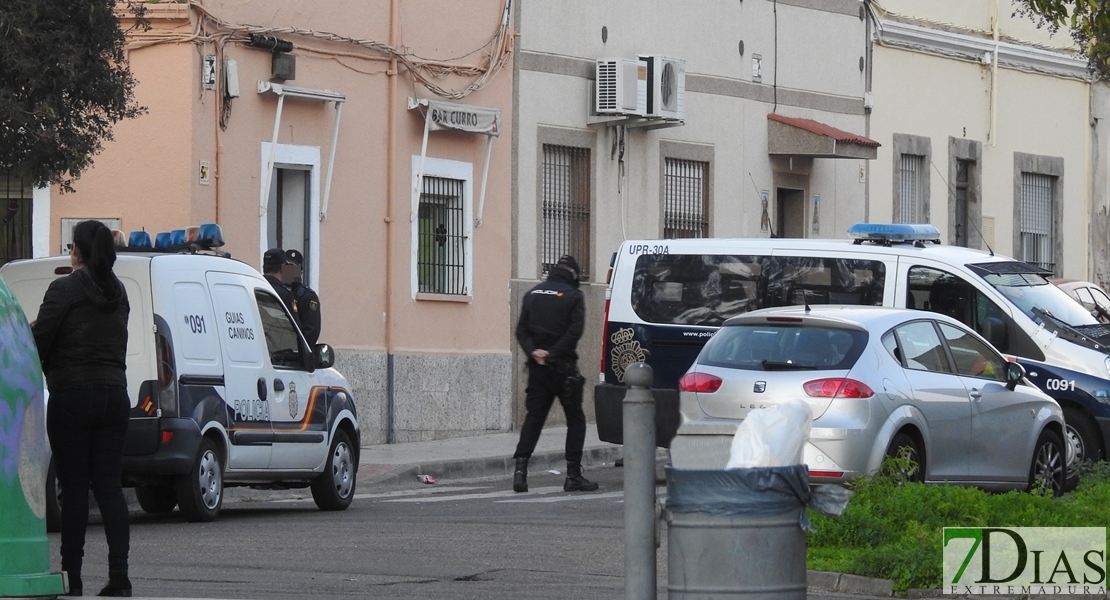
[311,430,356,511]
[175,438,223,522]
[136,484,177,514]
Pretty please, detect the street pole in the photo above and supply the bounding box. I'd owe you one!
[623,362,655,600]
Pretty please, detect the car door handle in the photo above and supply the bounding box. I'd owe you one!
[969,389,981,401]
[274,379,285,393]
[257,377,267,401]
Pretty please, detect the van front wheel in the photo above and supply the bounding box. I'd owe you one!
[175,438,223,522]
[311,430,356,511]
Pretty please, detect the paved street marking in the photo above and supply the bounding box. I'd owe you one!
[498,491,625,503]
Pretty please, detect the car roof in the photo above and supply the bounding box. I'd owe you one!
[722,304,967,332]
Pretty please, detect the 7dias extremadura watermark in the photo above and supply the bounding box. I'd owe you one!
[943,527,1106,595]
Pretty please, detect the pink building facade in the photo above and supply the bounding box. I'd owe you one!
[33,1,516,443]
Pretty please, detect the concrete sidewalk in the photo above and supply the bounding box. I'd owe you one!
[355,424,624,486]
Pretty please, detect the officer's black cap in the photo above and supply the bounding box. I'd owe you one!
[263,248,285,272]
[285,249,304,266]
[556,255,580,278]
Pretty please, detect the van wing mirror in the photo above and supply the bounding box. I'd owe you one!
[1005,361,1025,391]
[314,343,335,369]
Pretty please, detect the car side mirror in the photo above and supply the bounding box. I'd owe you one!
[314,343,335,369]
[1005,361,1025,391]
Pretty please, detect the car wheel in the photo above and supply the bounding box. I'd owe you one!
[1063,408,1101,492]
[175,438,223,522]
[311,430,356,511]
[135,484,177,514]
[45,457,62,533]
[1028,429,1066,498]
[884,432,924,483]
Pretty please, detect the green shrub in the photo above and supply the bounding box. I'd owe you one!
[806,460,1110,593]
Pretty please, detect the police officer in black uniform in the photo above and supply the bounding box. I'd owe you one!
[282,249,322,346]
[512,255,598,493]
[263,248,296,313]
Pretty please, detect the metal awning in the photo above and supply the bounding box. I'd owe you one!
[258,82,346,221]
[408,98,502,227]
[767,113,879,159]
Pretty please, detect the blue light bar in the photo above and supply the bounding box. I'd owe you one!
[197,223,225,247]
[128,231,152,248]
[848,223,940,243]
[170,229,186,245]
[154,232,172,248]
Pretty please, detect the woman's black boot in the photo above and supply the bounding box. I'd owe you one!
[61,570,82,596]
[97,571,131,597]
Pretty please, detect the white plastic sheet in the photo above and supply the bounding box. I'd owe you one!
[725,399,813,469]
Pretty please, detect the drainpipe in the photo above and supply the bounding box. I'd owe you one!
[385,0,399,444]
[989,0,999,148]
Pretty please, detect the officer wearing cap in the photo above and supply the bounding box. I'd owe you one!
[263,248,296,314]
[511,254,598,494]
[282,249,321,346]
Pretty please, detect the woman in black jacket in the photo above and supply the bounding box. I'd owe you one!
[33,220,132,597]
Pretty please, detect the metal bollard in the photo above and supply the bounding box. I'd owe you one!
[623,362,656,600]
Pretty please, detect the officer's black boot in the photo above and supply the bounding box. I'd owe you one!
[564,461,599,492]
[513,458,529,493]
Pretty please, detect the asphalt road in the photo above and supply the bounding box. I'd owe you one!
[49,465,892,600]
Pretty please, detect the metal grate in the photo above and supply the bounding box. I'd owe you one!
[897,153,923,223]
[953,159,971,247]
[596,61,617,113]
[417,176,467,295]
[542,144,591,280]
[663,158,708,238]
[0,171,32,268]
[1019,172,1055,273]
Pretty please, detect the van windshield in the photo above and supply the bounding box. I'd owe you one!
[979,271,1099,327]
[630,254,885,326]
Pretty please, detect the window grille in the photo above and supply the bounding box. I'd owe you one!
[664,158,708,238]
[953,159,971,247]
[897,153,924,223]
[0,171,32,268]
[1019,172,1055,273]
[417,176,467,295]
[542,144,591,280]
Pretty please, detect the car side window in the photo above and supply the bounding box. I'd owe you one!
[937,322,1006,381]
[255,291,305,369]
[892,321,952,374]
[881,331,905,367]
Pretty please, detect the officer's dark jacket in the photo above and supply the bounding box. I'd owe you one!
[290,282,321,346]
[265,274,296,313]
[515,268,585,366]
[33,267,130,391]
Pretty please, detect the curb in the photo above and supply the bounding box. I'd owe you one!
[806,571,1110,599]
[358,444,626,486]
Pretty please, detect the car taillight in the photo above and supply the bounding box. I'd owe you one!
[155,331,178,415]
[161,431,174,444]
[803,378,874,398]
[679,372,722,393]
[808,470,844,478]
[599,299,611,380]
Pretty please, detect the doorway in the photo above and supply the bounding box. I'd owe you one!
[776,187,805,239]
[266,166,311,282]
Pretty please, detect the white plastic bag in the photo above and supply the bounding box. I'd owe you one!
[725,399,814,469]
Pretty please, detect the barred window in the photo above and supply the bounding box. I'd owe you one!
[0,171,32,268]
[897,153,925,223]
[1019,172,1056,273]
[664,158,708,238]
[542,144,591,280]
[417,176,467,295]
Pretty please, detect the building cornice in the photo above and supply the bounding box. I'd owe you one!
[875,19,1090,81]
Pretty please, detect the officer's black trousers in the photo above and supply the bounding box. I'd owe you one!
[513,362,587,464]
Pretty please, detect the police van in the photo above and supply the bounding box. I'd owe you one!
[0,224,360,524]
[596,224,1110,474]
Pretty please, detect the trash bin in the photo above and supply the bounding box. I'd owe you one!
[664,465,810,600]
[0,276,66,598]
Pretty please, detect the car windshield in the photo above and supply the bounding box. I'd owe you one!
[980,272,1099,327]
[698,324,868,371]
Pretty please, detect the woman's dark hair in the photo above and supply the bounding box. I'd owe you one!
[72,220,117,283]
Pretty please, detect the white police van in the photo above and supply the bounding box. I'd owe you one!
[596,224,1110,476]
[1,224,359,524]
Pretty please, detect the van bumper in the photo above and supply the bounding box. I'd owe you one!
[122,417,202,478]
[594,383,680,448]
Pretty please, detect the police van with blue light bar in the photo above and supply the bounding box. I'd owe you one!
[597,223,1108,485]
[0,223,359,527]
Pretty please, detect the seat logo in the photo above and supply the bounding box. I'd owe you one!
[754,381,766,393]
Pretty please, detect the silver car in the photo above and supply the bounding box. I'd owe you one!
[671,305,1071,496]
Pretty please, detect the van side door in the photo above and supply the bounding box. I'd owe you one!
[250,288,323,470]
[205,273,273,470]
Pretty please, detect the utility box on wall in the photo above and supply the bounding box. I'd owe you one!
[272,53,296,81]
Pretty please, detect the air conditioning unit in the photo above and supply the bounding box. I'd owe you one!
[595,58,646,116]
[639,55,685,120]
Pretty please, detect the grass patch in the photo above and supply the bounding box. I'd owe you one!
[806,460,1110,593]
